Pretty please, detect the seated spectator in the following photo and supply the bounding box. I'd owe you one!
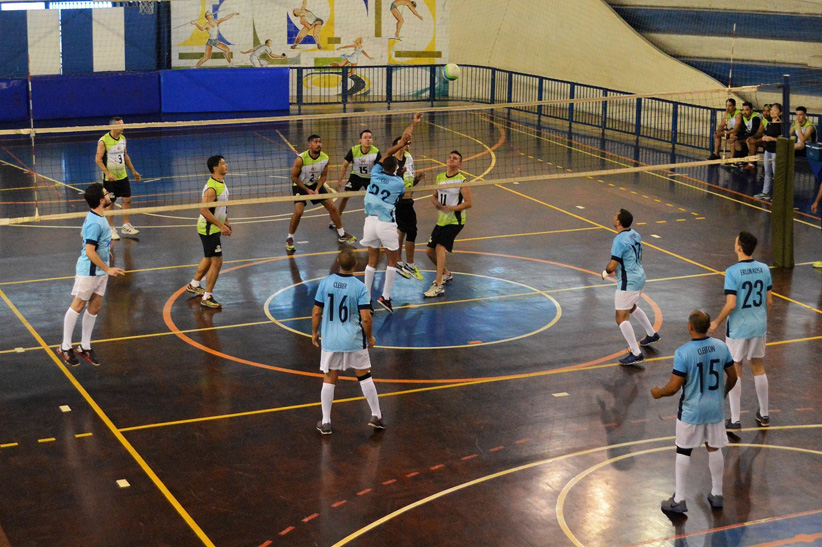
[746,104,770,161]
[708,98,742,160]
[733,101,762,171]
[762,104,772,123]
[791,106,817,156]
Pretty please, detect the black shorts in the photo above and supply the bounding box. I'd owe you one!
[199,232,223,257]
[427,224,463,253]
[103,177,131,201]
[344,174,370,191]
[292,183,330,205]
[396,199,417,241]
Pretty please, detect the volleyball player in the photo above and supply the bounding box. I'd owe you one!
[312,248,384,434]
[332,129,381,224]
[709,231,772,429]
[602,209,660,365]
[57,184,124,367]
[393,136,425,280]
[95,117,141,239]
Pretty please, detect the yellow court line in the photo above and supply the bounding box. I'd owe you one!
[276,129,298,154]
[0,288,214,547]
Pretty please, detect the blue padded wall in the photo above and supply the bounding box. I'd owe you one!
[160,68,289,113]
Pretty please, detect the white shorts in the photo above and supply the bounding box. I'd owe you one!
[320,348,371,372]
[71,275,108,301]
[725,336,766,362]
[614,290,642,311]
[360,215,399,251]
[675,420,728,449]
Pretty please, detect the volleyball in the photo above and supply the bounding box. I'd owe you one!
[442,63,461,81]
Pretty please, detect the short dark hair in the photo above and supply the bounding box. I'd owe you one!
[360,129,372,138]
[392,136,402,146]
[764,103,771,108]
[770,103,782,113]
[207,155,224,173]
[85,182,105,208]
[742,101,753,109]
[307,134,321,142]
[109,116,123,125]
[338,248,358,270]
[450,150,463,160]
[797,106,807,114]
[689,310,711,335]
[617,208,633,228]
[726,98,736,106]
[738,231,757,256]
[382,155,399,174]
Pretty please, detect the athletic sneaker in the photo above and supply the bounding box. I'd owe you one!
[619,351,644,365]
[316,421,332,435]
[660,495,688,514]
[377,296,393,313]
[404,264,424,280]
[725,418,741,430]
[813,261,822,268]
[442,272,454,284]
[639,332,661,347]
[186,283,206,296]
[707,153,721,160]
[120,223,139,235]
[755,410,770,427]
[200,296,222,309]
[424,283,444,298]
[396,265,412,279]
[57,346,80,366]
[286,237,296,253]
[76,346,101,366]
[328,222,337,231]
[369,416,386,430]
[754,192,771,200]
[110,227,120,240]
[707,494,724,509]
[337,232,357,244]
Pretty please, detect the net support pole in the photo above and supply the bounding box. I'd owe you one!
[772,136,795,268]
[781,74,791,138]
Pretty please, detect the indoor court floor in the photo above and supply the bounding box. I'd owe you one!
[1,110,821,546]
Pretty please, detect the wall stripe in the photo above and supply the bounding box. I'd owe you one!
[93,7,125,72]
[0,12,28,78]
[26,9,61,76]
[61,9,94,74]
[124,6,158,71]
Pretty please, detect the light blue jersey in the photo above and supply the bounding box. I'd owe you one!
[724,260,771,339]
[314,273,371,352]
[75,211,111,277]
[673,337,734,424]
[610,229,646,291]
[364,163,405,223]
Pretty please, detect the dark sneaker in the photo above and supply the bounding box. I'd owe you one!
[377,296,393,314]
[442,272,454,284]
[725,418,741,431]
[186,283,205,296]
[396,265,412,279]
[57,346,79,367]
[369,416,386,430]
[619,351,644,365]
[328,222,337,230]
[201,296,222,309]
[707,153,721,160]
[337,232,357,244]
[755,410,770,427]
[316,421,332,435]
[707,493,724,509]
[639,332,661,347]
[286,237,296,253]
[76,346,101,366]
[661,495,688,514]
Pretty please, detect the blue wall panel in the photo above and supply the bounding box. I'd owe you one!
[30,72,161,120]
[160,68,289,113]
[0,79,29,122]
[124,6,158,71]
[61,9,94,74]
[0,12,28,78]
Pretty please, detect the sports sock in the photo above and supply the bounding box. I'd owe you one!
[754,374,769,417]
[632,306,655,336]
[729,378,741,423]
[674,453,690,503]
[321,382,335,423]
[383,266,397,299]
[407,262,415,268]
[80,311,97,350]
[203,292,212,300]
[62,308,80,350]
[359,376,381,418]
[364,265,376,295]
[287,233,294,239]
[337,228,345,237]
[619,321,640,355]
[708,450,724,496]
[190,279,200,288]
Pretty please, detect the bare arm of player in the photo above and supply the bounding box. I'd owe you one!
[86,243,124,277]
[317,162,329,189]
[709,293,737,335]
[124,150,141,182]
[603,258,619,278]
[360,308,376,348]
[651,374,685,399]
[290,156,313,194]
[441,186,472,214]
[766,289,772,308]
[337,159,351,189]
[199,187,231,236]
[724,365,738,398]
[311,305,322,347]
[95,140,115,182]
[811,183,822,214]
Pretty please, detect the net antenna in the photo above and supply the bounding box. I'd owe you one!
[138,1,155,15]
[721,22,737,159]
